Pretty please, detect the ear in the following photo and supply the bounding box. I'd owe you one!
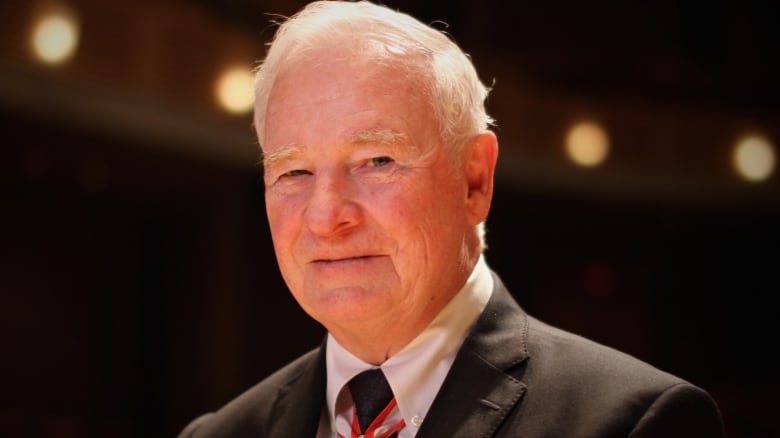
[464,131,498,225]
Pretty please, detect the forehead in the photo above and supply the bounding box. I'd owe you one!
[262,46,436,151]
[274,43,427,105]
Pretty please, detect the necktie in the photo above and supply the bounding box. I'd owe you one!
[348,368,395,433]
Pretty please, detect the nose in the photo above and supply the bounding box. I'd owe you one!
[304,170,361,236]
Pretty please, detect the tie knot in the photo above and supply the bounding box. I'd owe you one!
[348,368,394,433]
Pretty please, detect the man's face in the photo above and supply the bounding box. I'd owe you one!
[260,52,477,336]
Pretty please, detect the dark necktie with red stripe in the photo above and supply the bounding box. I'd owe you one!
[348,368,402,437]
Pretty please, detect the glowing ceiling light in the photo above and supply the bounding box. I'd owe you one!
[733,134,776,182]
[565,121,610,167]
[31,11,79,65]
[216,67,255,114]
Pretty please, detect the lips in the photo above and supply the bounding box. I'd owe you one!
[307,254,390,275]
[312,254,379,264]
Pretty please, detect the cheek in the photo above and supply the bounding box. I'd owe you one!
[401,181,468,247]
[374,188,441,244]
[265,195,301,244]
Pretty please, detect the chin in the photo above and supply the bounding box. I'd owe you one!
[305,286,392,323]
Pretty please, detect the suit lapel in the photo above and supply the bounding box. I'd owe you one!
[418,272,530,438]
[266,340,328,438]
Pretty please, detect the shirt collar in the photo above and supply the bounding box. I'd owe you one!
[324,255,494,434]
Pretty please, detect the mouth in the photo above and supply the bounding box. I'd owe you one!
[306,255,387,282]
[312,255,378,264]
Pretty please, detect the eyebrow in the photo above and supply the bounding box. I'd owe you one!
[262,129,410,169]
[261,143,304,169]
[348,129,408,146]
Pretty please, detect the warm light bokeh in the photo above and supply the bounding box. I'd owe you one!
[733,134,776,182]
[216,67,255,114]
[565,121,610,167]
[31,10,79,65]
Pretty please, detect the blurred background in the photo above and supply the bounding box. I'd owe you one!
[1,0,778,437]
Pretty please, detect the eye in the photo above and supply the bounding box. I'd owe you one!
[369,156,394,167]
[283,169,312,177]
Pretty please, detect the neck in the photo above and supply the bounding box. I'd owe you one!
[329,319,429,365]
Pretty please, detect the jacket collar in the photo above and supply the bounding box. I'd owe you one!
[266,340,328,437]
[416,271,530,437]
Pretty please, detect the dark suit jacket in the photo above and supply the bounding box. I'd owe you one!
[179,272,726,437]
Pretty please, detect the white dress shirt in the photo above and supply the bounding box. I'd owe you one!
[317,256,494,438]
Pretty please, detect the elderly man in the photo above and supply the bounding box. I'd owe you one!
[180,1,726,437]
